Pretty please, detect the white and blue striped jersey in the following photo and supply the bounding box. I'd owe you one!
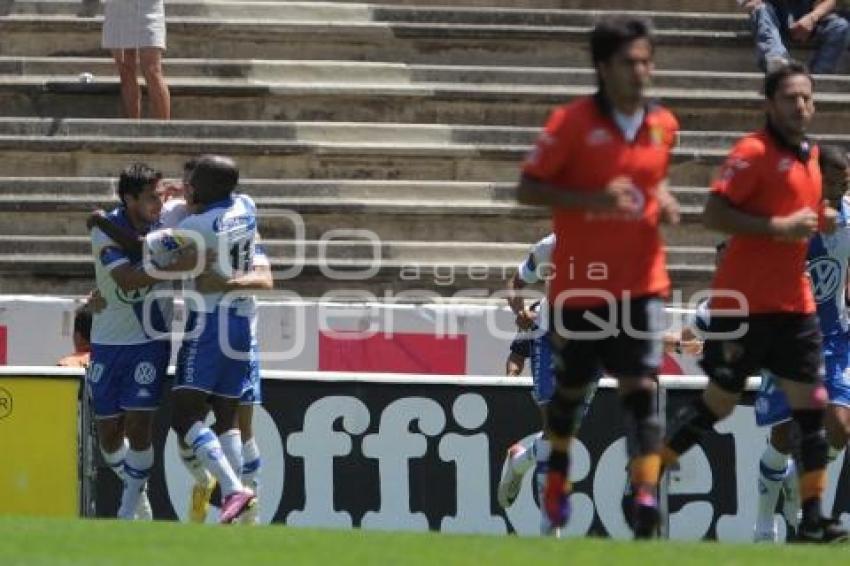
[516,233,554,334]
[90,207,170,345]
[146,193,264,315]
[808,197,850,337]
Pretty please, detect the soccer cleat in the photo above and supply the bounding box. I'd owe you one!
[542,469,571,529]
[753,517,779,543]
[795,517,849,544]
[239,482,260,525]
[190,474,217,524]
[497,444,526,509]
[219,490,257,524]
[533,464,561,538]
[631,489,660,540]
[134,488,153,521]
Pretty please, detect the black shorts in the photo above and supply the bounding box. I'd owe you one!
[548,295,665,387]
[700,313,824,394]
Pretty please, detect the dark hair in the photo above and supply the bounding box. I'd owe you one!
[763,61,813,100]
[190,155,239,205]
[819,144,848,172]
[74,306,92,343]
[183,157,199,173]
[117,162,161,205]
[590,16,655,67]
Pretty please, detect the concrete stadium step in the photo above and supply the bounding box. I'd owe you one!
[0,239,715,298]
[0,13,775,72]
[0,235,718,265]
[289,0,741,11]
[4,73,849,133]
[3,1,749,30]
[0,176,711,207]
[1,119,848,185]
[7,58,850,94]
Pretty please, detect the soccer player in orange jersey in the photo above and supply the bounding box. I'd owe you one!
[661,62,848,543]
[516,16,680,538]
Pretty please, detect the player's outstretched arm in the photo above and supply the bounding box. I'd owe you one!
[506,352,526,377]
[87,211,144,256]
[194,263,274,294]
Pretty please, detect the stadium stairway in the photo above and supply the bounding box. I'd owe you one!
[0,0,842,298]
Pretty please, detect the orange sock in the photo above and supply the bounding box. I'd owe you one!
[801,469,827,502]
[630,454,662,487]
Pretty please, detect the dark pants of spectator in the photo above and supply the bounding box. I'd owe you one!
[751,2,850,73]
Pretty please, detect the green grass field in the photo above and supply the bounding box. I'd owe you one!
[0,517,845,566]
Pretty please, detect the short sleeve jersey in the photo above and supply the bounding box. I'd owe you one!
[710,130,821,314]
[522,95,679,308]
[90,207,170,345]
[146,193,261,315]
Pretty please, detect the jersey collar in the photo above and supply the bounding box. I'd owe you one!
[202,196,235,213]
[765,118,812,162]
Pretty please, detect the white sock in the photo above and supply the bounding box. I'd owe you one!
[756,442,790,533]
[828,445,842,463]
[101,438,129,481]
[242,438,261,491]
[185,422,243,496]
[510,434,539,476]
[219,429,243,487]
[533,434,551,466]
[118,447,153,520]
[179,444,210,485]
[783,459,801,528]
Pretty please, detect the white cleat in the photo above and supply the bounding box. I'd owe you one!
[497,444,526,509]
[135,488,153,521]
[754,517,780,543]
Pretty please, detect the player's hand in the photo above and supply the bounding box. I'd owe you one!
[86,209,106,231]
[515,308,537,331]
[84,289,106,314]
[772,207,819,241]
[195,271,231,293]
[819,201,839,234]
[157,181,184,202]
[592,176,642,214]
[740,0,764,14]
[168,245,201,272]
[790,14,816,42]
[657,186,681,225]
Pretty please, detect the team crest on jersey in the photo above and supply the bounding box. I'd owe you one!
[777,157,793,173]
[809,256,842,304]
[115,285,150,305]
[134,362,156,385]
[586,128,612,146]
[649,126,665,146]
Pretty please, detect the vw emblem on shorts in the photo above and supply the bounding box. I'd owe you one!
[808,257,842,304]
[87,363,105,384]
[134,362,156,385]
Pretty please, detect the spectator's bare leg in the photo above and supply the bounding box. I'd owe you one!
[112,49,141,119]
[140,47,170,120]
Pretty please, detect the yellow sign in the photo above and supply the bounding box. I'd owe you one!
[0,377,79,517]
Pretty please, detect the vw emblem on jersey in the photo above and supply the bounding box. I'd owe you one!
[88,363,105,384]
[809,256,842,304]
[134,362,156,385]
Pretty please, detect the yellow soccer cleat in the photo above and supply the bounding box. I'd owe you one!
[189,475,217,524]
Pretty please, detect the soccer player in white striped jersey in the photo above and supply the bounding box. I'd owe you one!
[87,163,171,520]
